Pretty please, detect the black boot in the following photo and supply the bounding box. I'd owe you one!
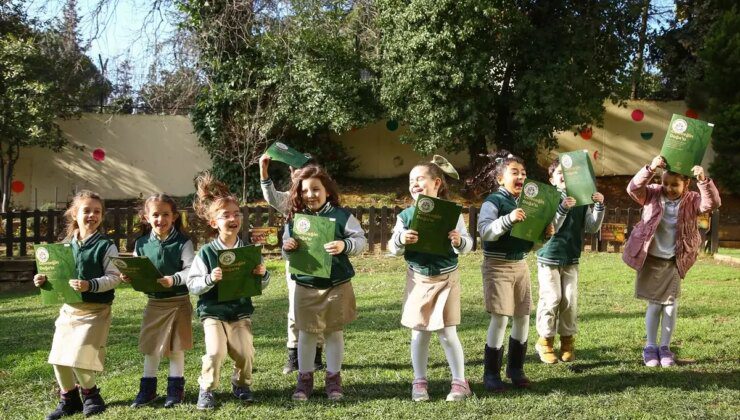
[483,344,506,392]
[314,346,325,371]
[130,377,157,408]
[164,377,185,408]
[81,386,106,417]
[283,347,298,375]
[45,387,83,420]
[505,337,531,388]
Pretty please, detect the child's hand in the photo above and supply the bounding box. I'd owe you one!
[324,241,345,256]
[510,208,526,223]
[401,229,419,245]
[562,197,577,209]
[692,166,706,182]
[211,268,223,283]
[283,238,298,252]
[120,273,131,283]
[33,274,47,287]
[448,230,461,247]
[252,264,266,276]
[650,156,666,171]
[259,153,271,180]
[592,192,604,204]
[157,276,174,288]
[69,279,90,292]
[545,223,555,237]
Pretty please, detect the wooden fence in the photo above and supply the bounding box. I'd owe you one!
[0,206,720,258]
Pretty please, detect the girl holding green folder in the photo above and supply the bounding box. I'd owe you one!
[33,190,121,419]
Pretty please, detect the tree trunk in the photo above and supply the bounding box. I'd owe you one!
[494,62,515,152]
[466,136,488,173]
[242,166,248,204]
[1,158,13,213]
[631,0,651,100]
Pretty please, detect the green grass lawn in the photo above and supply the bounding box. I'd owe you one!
[717,247,740,258]
[1,253,738,419]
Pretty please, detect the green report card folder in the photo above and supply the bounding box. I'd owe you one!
[511,180,561,243]
[217,245,263,302]
[35,243,82,305]
[406,195,463,257]
[660,114,713,176]
[111,256,169,294]
[560,150,597,206]
[266,142,311,168]
[289,214,335,279]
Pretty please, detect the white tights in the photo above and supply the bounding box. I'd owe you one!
[645,301,678,347]
[298,330,344,373]
[486,314,529,348]
[410,326,466,381]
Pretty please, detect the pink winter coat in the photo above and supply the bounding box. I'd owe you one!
[622,166,721,279]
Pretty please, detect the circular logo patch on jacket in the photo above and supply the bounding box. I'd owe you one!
[418,197,435,213]
[219,251,236,266]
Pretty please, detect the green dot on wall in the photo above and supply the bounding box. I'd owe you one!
[640,132,653,141]
[386,120,399,131]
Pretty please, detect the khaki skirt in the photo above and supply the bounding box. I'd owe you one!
[139,295,194,356]
[294,282,357,334]
[401,268,461,331]
[48,302,112,372]
[635,255,681,305]
[482,258,532,317]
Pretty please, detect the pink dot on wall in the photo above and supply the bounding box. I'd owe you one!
[580,127,593,140]
[593,150,600,161]
[685,109,698,119]
[11,180,25,193]
[92,148,106,162]
[631,109,644,121]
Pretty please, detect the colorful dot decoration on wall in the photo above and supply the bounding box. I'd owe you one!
[631,109,644,121]
[386,119,399,131]
[11,180,25,193]
[640,132,654,141]
[580,127,593,140]
[593,150,600,161]
[92,148,106,162]
[685,109,698,119]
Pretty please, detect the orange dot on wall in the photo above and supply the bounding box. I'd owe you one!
[580,127,593,140]
[685,109,698,119]
[11,180,25,193]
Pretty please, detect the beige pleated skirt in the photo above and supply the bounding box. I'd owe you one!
[635,255,682,305]
[48,302,112,372]
[482,258,532,317]
[294,281,357,334]
[401,268,461,331]
[138,295,194,356]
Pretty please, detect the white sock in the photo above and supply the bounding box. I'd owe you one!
[645,303,662,347]
[324,330,344,373]
[168,351,185,377]
[487,314,509,349]
[410,330,432,379]
[437,326,465,381]
[143,354,161,378]
[297,331,319,373]
[510,315,530,343]
[660,301,678,347]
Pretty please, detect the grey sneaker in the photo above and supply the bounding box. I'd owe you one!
[445,379,472,401]
[232,383,254,403]
[643,345,660,367]
[411,378,429,402]
[196,388,215,410]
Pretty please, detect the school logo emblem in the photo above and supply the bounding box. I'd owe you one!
[303,153,312,159]
[561,155,573,169]
[275,142,289,151]
[524,183,539,198]
[36,247,49,263]
[219,251,236,266]
[418,197,435,213]
[296,218,311,234]
[113,259,128,269]
[672,119,688,134]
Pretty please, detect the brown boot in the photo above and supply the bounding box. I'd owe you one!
[535,336,558,364]
[560,335,575,362]
[292,371,314,401]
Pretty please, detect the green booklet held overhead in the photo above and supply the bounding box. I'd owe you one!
[511,180,561,243]
[560,150,597,206]
[217,245,263,302]
[266,141,312,168]
[660,114,714,176]
[111,256,168,294]
[289,214,335,278]
[406,195,463,257]
[35,243,82,305]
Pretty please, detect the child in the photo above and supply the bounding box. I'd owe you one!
[186,173,271,410]
[623,156,720,367]
[122,194,194,408]
[388,156,474,402]
[259,153,324,374]
[282,165,366,401]
[534,158,605,364]
[33,190,121,419]
[476,151,555,392]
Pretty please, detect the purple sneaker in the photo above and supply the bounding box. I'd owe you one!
[642,345,659,367]
[659,346,676,367]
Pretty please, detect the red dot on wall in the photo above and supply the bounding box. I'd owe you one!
[580,127,593,140]
[92,148,106,162]
[631,109,644,121]
[593,150,600,161]
[685,109,698,119]
[11,180,25,193]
